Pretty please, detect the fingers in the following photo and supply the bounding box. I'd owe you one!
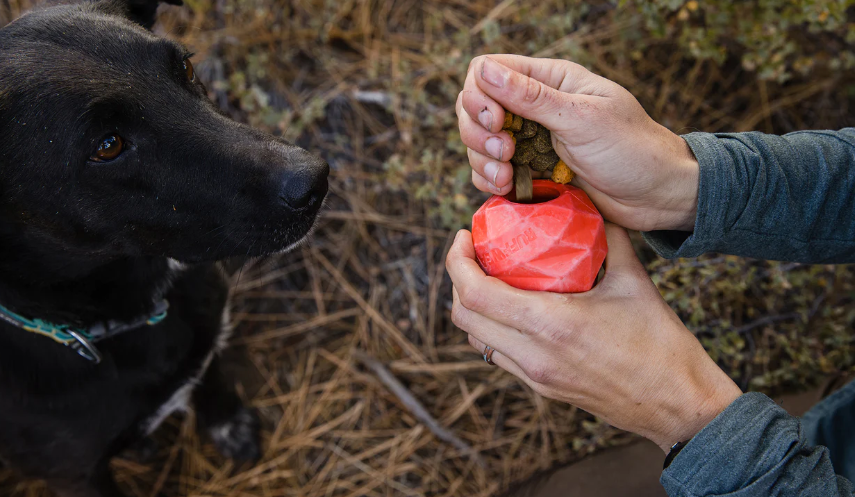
[466,333,531,382]
[457,91,515,162]
[453,283,564,393]
[458,55,612,163]
[452,286,526,355]
[458,86,507,134]
[457,55,607,193]
[445,230,557,331]
[469,56,603,132]
[457,88,513,193]
[469,54,604,95]
[468,149,513,195]
[473,169,509,196]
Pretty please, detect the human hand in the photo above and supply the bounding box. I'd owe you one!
[445,224,742,451]
[456,55,700,232]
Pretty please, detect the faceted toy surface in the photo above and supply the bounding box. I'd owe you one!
[472,181,608,293]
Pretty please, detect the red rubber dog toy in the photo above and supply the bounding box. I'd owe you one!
[472,180,608,293]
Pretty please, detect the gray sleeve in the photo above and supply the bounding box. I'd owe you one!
[661,392,854,497]
[643,129,855,263]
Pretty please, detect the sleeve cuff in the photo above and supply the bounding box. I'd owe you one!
[660,392,802,496]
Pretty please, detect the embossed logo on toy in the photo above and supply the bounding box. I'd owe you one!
[481,228,537,265]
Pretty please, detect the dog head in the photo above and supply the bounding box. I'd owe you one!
[0,0,329,266]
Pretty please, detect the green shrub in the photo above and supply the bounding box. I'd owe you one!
[626,0,855,82]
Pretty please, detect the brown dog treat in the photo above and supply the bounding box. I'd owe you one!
[551,160,575,184]
[533,125,553,154]
[510,140,536,167]
[511,114,524,132]
[502,111,514,130]
[531,150,560,172]
[513,163,533,201]
[513,139,535,163]
[516,118,538,139]
[510,154,532,168]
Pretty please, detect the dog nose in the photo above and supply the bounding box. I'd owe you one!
[279,151,330,210]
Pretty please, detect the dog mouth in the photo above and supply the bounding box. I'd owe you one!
[174,181,329,264]
[279,192,328,253]
[274,218,320,256]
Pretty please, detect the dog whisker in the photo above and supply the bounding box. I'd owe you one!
[203,224,226,236]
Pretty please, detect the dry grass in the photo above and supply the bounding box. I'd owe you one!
[1,1,855,496]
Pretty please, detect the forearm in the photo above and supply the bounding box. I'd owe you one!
[645,129,855,263]
[662,393,855,497]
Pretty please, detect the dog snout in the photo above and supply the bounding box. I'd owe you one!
[278,149,330,210]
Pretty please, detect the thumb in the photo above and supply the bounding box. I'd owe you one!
[474,56,598,131]
[602,223,646,277]
[445,229,486,285]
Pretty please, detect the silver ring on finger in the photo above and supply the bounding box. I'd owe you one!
[483,345,496,366]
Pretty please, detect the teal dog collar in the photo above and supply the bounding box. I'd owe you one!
[0,300,169,364]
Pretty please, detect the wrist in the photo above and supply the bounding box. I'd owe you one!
[656,131,699,232]
[651,364,742,452]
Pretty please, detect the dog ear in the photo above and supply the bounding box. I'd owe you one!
[98,0,183,30]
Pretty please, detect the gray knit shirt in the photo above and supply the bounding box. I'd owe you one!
[643,129,855,496]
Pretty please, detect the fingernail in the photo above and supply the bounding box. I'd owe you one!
[478,109,493,131]
[481,57,508,88]
[483,162,500,188]
[485,137,503,161]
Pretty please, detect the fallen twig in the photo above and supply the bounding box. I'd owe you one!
[351,350,486,468]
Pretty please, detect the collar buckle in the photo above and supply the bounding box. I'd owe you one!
[66,330,103,364]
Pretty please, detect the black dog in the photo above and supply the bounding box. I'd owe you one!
[0,0,329,495]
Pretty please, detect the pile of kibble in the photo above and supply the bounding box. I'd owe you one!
[502,112,573,200]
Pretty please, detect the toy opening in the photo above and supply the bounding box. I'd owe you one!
[506,180,563,204]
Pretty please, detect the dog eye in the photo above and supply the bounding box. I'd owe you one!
[183,58,196,83]
[91,135,124,162]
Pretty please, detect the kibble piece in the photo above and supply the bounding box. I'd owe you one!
[531,150,560,172]
[513,139,535,165]
[502,111,514,130]
[510,140,536,167]
[533,126,554,154]
[510,114,524,132]
[516,119,538,140]
[551,160,575,184]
